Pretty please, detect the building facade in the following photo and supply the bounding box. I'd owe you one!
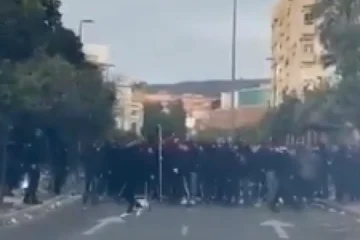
[144,92,215,136]
[205,107,268,130]
[83,44,113,80]
[220,92,238,109]
[220,85,271,109]
[113,76,144,135]
[238,85,271,106]
[271,0,325,105]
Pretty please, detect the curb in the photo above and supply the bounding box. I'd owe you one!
[0,194,81,228]
[313,198,360,217]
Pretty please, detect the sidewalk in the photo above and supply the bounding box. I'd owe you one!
[0,184,82,228]
[315,198,360,217]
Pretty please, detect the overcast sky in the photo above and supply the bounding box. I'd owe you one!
[61,0,277,83]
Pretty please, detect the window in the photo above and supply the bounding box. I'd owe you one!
[304,43,314,53]
[304,13,313,25]
[131,110,137,116]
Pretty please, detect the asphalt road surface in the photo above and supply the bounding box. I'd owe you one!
[1,201,360,240]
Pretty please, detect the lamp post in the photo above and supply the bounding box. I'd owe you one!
[230,0,238,139]
[157,124,163,202]
[157,105,172,202]
[78,19,94,41]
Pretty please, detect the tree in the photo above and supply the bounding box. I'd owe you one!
[0,0,84,64]
[142,101,187,140]
[142,103,164,141]
[263,94,300,142]
[0,0,120,203]
[167,100,186,138]
[313,0,360,129]
[0,54,115,198]
[313,0,360,74]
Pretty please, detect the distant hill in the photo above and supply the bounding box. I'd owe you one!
[147,78,270,97]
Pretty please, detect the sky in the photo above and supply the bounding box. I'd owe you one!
[60,0,277,83]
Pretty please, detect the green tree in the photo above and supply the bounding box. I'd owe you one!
[142,101,187,140]
[0,54,115,197]
[313,0,360,129]
[142,103,164,141]
[0,0,84,64]
[313,0,360,73]
[264,94,300,142]
[167,100,186,138]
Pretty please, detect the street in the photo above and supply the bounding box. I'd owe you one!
[1,200,360,240]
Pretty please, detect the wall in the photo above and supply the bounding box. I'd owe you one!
[83,44,109,64]
[220,91,238,109]
[238,86,271,106]
[206,106,268,130]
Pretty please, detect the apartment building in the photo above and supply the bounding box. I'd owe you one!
[113,76,144,136]
[83,44,113,80]
[271,0,325,105]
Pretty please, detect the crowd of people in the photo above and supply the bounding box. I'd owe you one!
[80,138,360,213]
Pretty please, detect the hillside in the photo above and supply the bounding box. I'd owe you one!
[147,78,270,97]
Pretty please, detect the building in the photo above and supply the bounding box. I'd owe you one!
[129,101,144,134]
[220,84,270,109]
[144,92,214,114]
[83,44,109,64]
[144,92,177,104]
[204,107,268,130]
[238,84,271,106]
[82,44,113,80]
[144,91,215,136]
[271,0,325,105]
[113,76,144,135]
[220,91,237,109]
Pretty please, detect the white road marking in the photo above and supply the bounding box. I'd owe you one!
[260,219,294,239]
[120,213,131,218]
[181,225,189,236]
[328,208,336,213]
[82,216,125,235]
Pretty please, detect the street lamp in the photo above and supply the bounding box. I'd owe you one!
[230,0,238,139]
[78,19,94,41]
[157,106,171,202]
[157,124,163,202]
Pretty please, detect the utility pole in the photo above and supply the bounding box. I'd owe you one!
[231,0,238,139]
[157,124,163,202]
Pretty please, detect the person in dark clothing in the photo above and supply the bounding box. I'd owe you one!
[122,143,146,213]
